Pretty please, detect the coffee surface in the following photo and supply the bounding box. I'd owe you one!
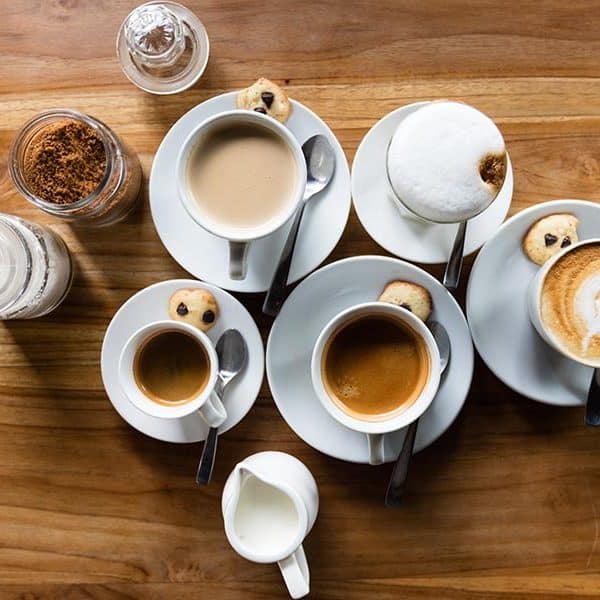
[322,315,430,420]
[541,243,600,364]
[134,330,210,404]
[187,122,296,230]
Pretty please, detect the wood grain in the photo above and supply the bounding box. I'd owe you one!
[1,1,600,598]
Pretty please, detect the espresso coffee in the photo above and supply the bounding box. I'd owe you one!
[186,122,297,230]
[541,242,600,364]
[321,315,430,420]
[133,330,210,404]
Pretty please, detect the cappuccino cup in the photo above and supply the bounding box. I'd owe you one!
[311,302,441,465]
[177,110,306,280]
[118,319,227,426]
[527,238,600,368]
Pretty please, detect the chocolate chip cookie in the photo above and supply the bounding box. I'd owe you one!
[236,78,291,123]
[168,288,219,332]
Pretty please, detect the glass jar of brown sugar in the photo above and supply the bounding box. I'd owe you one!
[9,109,142,227]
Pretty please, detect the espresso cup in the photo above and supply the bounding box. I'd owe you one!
[311,302,441,465]
[118,320,227,426]
[527,238,600,369]
[177,109,307,280]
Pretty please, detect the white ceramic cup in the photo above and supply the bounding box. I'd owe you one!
[311,302,441,465]
[118,319,227,426]
[527,238,600,369]
[177,109,307,280]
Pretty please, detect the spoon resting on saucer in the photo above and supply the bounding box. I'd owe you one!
[385,320,451,506]
[196,329,248,484]
[262,134,335,317]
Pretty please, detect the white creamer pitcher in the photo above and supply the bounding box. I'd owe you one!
[222,451,319,599]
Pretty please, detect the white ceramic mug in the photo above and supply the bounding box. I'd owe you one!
[311,302,441,465]
[118,319,227,426]
[177,109,307,280]
[527,237,600,368]
[222,451,318,599]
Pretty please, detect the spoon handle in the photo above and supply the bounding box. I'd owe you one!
[384,419,419,506]
[585,369,600,427]
[262,202,306,317]
[443,220,467,291]
[196,426,218,484]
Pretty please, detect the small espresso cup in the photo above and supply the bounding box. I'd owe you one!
[527,237,600,368]
[118,320,227,426]
[177,109,307,280]
[311,302,441,465]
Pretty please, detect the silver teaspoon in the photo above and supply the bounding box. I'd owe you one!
[585,369,600,426]
[196,329,248,485]
[262,134,336,317]
[443,220,467,291]
[384,320,451,506]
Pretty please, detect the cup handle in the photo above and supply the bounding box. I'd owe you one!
[367,433,385,465]
[229,241,249,280]
[198,390,227,428]
[278,544,310,599]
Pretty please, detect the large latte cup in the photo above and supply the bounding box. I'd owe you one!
[177,110,307,280]
[311,302,441,465]
[527,238,600,368]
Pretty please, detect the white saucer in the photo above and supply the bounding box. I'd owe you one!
[101,279,264,442]
[467,199,599,407]
[351,102,514,264]
[149,92,351,293]
[266,256,474,463]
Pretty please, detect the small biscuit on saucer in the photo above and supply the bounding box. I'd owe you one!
[523,213,579,266]
[378,281,433,322]
[236,78,291,123]
[168,288,219,332]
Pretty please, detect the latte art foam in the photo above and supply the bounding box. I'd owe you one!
[574,273,600,353]
[541,243,600,364]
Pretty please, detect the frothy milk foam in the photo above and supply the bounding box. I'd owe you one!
[387,101,506,223]
[574,273,600,353]
[541,242,600,364]
[233,475,299,555]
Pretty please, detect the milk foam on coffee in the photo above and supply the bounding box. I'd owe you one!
[387,101,506,222]
[541,243,600,364]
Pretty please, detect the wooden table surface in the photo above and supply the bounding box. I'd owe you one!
[1,1,600,598]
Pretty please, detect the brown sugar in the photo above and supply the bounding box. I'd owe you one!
[23,119,107,204]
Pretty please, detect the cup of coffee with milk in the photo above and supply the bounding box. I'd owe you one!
[528,238,600,369]
[311,302,441,464]
[386,100,508,224]
[177,110,306,280]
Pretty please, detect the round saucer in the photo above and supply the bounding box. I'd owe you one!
[266,256,474,464]
[351,102,514,264]
[101,279,264,442]
[467,199,599,407]
[149,92,351,293]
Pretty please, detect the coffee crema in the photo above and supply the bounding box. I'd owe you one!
[541,243,600,364]
[321,315,430,421]
[133,330,210,404]
[186,122,297,230]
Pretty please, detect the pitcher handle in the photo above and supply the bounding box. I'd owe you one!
[198,390,227,428]
[229,241,250,280]
[278,544,310,599]
[367,433,385,465]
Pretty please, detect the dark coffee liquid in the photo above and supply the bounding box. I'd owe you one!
[133,330,210,405]
[322,316,429,421]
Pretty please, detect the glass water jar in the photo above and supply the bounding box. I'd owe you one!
[9,109,142,227]
[0,215,73,319]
